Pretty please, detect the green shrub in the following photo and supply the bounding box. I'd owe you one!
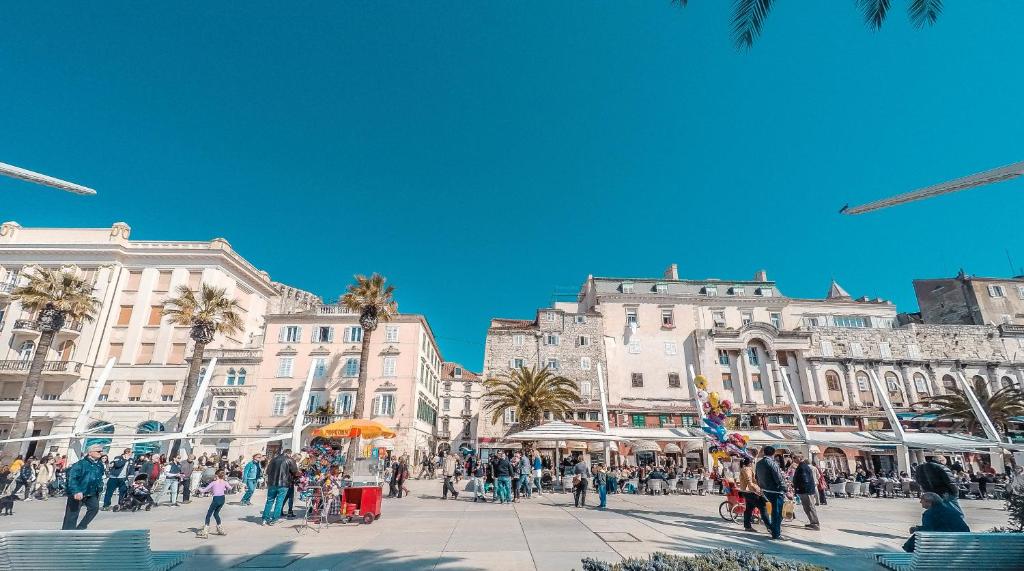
[579,549,828,571]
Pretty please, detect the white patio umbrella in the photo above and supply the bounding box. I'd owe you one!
[504,421,626,442]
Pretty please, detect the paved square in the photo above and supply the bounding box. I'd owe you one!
[0,479,1010,570]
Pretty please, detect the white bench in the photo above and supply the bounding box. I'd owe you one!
[0,529,187,570]
[874,531,1024,571]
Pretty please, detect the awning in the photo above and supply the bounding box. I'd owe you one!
[881,432,1004,453]
[897,412,939,421]
[787,430,896,452]
[629,440,661,453]
[504,421,626,442]
[663,443,682,454]
[609,427,705,442]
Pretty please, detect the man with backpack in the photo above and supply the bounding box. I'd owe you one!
[102,448,133,510]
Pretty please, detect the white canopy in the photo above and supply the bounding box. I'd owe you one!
[609,427,704,441]
[629,440,662,452]
[504,421,626,442]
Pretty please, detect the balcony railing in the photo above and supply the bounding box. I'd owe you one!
[0,283,14,295]
[303,413,353,425]
[999,323,1024,337]
[12,319,40,332]
[437,430,451,440]
[0,360,82,373]
[190,348,263,362]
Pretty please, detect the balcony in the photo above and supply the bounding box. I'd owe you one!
[303,413,353,426]
[0,282,14,296]
[0,360,82,374]
[461,409,473,417]
[55,321,84,337]
[12,319,40,334]
[189,348,263,363]
[437,430,451,440]
[999,323,1024,338]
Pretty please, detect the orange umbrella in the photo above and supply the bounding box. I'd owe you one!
[312,418,396,439]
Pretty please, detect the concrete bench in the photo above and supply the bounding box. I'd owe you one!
[874,531,1024,571]
[0,529,187,571]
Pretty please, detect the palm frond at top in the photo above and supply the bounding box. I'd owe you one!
[909,0,942,28]
[162,283,244,334]
[340,273,398,330]
[483,366,580,427]
[857,0,892,30]
[12,266,101,321]
[732,0,774,49]
[918,375,1024,436]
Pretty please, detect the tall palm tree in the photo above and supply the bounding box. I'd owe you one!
[162,284,243,458]
[917,376,1024,436]
[5,267,100,458]
[483,366,580,451]
[673,0,943,49]
[340,273,397,472]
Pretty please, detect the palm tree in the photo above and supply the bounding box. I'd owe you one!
[673,0,943,49]
[483,366,580,452]
[162,284,243,458]
[5,267,100,458]
[340,273,397,472]
[917,376,1024,436]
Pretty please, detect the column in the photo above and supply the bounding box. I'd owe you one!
[768,352,785,405]
[899,363,918,405]
[1015,368,1024,391]
[840,362,862,408]
[736,347,755,404]
[925,363,943,397]
[809,362,828,405]
[986,364,1001,395]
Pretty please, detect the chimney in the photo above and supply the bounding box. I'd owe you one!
[754,269,768,281]
[664,263,679,281]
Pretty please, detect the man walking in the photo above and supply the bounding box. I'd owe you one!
[755,446,788,540]
[261,449,298,526]
[915,456,962,516]
[241,453,263,506]
[441,452,459,500]
[518,452,532,499]
[532,451,543,494]
[62,444,106,530]
[494,452,513,504]
[792,453,820,530]
[101,448,133,511]
[471,457,486,502]
[179,455,194,504]
[573,456,589,508]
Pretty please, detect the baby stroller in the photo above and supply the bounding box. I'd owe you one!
[113,475,157,512]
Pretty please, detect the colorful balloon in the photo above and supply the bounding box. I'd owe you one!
[694,375,708,390]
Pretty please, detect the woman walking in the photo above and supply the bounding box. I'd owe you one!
[196,470,230,538]
[164,456,182,506]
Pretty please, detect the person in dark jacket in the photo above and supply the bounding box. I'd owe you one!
[792,454,820,530]
[62,445,106,530]
[915,457,962,516]
[102,448,134,510]
[754,446,788,540]
[261,449,298,526]
[902,492,970,552]
[494,452,513,504]
[12,458,35,500]
[573,457,589,508]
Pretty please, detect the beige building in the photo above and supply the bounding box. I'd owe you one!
[0,221,316,458]
[913,271,1024,326]
[438,362,483,455]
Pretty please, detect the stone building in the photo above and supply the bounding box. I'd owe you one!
[438,362,483,455]
[0,221,316,458]
[914,271,1024,326]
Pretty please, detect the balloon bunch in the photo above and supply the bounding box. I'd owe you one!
[299,443,346,492]
[694,375,753,464]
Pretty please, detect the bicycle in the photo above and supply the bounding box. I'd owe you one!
[718,488,761,524]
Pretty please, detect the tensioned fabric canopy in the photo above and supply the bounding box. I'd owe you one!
[504,421,626,442]
[628,440,662,452]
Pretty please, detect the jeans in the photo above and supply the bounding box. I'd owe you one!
[262,485,288,522]
[607,476,617,494]
[12,480,30,500]
[165,478,179,504]
[442,476,458,498]
[181,479,191,503]
[242,479,257,504]
[206,495,225,525]
[574,477,588,507]
[496,476,512,503]
[472,476,485,498]
[598,484,607,507]
[763,491,786,539]
[517,475,531,498]
[284,485,295,514]
[798,493,819,526]
[742,491,764,529]
[103,477,127,508]
[62,494,99,530]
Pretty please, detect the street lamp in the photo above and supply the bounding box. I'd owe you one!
[0,161,96,196]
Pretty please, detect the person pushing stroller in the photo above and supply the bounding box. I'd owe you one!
[113,474,157,512]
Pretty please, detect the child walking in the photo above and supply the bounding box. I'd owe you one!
[197,470,230,538]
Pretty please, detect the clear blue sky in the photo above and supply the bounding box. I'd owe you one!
[2,2,1022,371]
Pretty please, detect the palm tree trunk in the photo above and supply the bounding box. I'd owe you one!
[169,340,207,459]
[4,328,57,459]
[344,329,373,473]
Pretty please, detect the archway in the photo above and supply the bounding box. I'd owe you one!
[83,420,114,453]
[132,420,166,456]
[822,447,848,473]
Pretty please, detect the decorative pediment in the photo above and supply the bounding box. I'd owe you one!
[378,345,400,356]
[276,345,298,356]
[342,345,362,355]
[309,346,331,356]
[375,381,397,392]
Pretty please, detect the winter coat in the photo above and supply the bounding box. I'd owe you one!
[915,461,958,497]
[792,462,816,495]
[243,460,262,481]
[754,457,787,494]
[265,454,298,488]
[442,455,459,477]
[66,456,105,497]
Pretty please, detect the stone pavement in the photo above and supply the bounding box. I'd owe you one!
[0,479,1010,570]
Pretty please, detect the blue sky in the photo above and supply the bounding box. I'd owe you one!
[2,2,1022,370]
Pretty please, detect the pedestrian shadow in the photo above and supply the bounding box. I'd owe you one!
[175,541,480,571]
[836,528,904,540]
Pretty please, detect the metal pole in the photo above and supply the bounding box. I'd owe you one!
[596,363,612,464]
[292,363,317,452]
[67,357,115,463]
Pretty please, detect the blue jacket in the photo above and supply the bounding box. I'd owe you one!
[920,501,970,533]
[67,456,105,497]
[243,460,262,481]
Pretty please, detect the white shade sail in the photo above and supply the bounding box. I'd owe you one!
[503,421,626,442]
[628,440,661,453]
[662,443,682,454]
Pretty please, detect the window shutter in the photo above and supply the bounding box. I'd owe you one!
[278,327,285,343]
[509,359,515,369]
[327,327,334,342]
[311,328,320,343]
[295,326,302,343]
[372,396,379,416]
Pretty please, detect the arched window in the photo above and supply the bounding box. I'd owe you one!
[580,381,592,398]
[18,340,34,361]
[972,374,988,396]
[83,420,114,453]
[855,372,869,392]
[914,372,928,395]
[226,368,237,386]
[132,420,166,456]
[825,371,841,392]
[885,372,900,392]
[214,400,237,422]
[942,374,956,389]
[1001,376,1015,389]
[237,368,247,385]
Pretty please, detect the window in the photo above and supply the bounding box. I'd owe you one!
[575,315,587,324]
[747,347,759,366]
[1018,285,1024,299]
[443,381,452,392]
[577,335,591,347]
[625,308,638,326]
[577,411,587,420]
[545,333,560,346]
[907,344,922,359]
[373,393,396,416]
[546,358,560,371]
[668,372,681,388]
[722,373,734,390]
[751,373,762,390]
[226,368,237,385]
[237,368,247,385]
[503,408,517,424]
[168,343,186,364]
[146,306,162,326]
[741,312,753,326]
[770,313,781,329]
[580,380,592,397]
[879,342,892,359]
[717,350,730,365]
[160,383,175,402]
[834,316,868,328]
[820,341,834,357]
[385,326,399,342]
[543,312,556,322]
[712,310,726,327]
[825,371,841,391]
[453,367,462,378]
[802,316,821,328]
[914,373,928,394]
[621,282,634,294]
[336,392,354,414]
[272,394,287,416]
[187,271,202,290]
[381,356,397,377]
[97,384,110,402]
[344,327,363,343]
[125,271,142,291]
[655,283,669,294]
[588,411,600,421]
[277,357,295,378]
[127,382,143,402]
[280,326,301,343]
[343,358,359,378]
[942,374,956,389]
[108,343,123,363]
[631,372,644,387]
[17,340,34,361]
[856,372,869,392]
[664,342,678,356]
[443,398,450,411]
[885,372,900,393]
[154,271,171,292]
[311,326,334,343]
[988,284,1005,298]
[661,309,674,327]
[137,343,155,365]
[759,288,774,297]
[632,414,645,428]
[704,285,718,296]
[627,340,641,354]
[850,342,863,357]
[464,397,471,412]
[512,334,524,347]
[40,381,62,401]
[731,286,745,296]
[214,400,238,421]
[116,305,133,326]
[313,358,328,379]
[580,356,592,370]
[511,358,525,369]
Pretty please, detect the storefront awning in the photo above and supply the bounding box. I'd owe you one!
[504,421,626,442]
[609,427,704,441]
[787,430,896,452]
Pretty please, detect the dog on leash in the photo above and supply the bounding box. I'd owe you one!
[0,494,17,516]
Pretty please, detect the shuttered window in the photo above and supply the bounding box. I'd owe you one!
[125,271,142,291]
[137,343,155,364]
[168,343,186,364]
[147,306,162,326]
[161,383,176,402]
[127,383,144,401]
[117,306,133,326]
[188,272,202,290]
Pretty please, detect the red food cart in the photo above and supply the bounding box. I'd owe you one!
[341,485,382,524]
